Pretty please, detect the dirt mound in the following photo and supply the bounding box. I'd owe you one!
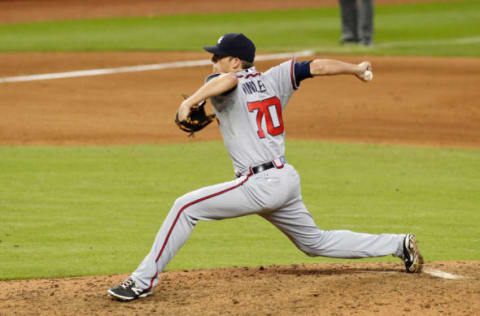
[1,262,478,315]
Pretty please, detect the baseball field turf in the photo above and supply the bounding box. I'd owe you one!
[1,142,479,280]
[1,0,480,283]
[0,0,479,56]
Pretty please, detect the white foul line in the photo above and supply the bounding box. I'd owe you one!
[0,50,315,84]
[1,35,476,84]
[374,36,480,49]
[308,36,480,53]
[423,268,465,280]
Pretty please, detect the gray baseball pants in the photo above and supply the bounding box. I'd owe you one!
[131,163,404,290]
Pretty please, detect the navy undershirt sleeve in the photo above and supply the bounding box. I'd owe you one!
[294,60,313,87]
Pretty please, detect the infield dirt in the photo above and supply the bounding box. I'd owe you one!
[1,0,479,315]
[1,52,479,147]
[1,262,479,316]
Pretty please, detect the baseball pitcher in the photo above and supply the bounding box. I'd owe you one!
[108,33,423,301]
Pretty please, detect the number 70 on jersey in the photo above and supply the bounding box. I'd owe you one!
[247,96,284,138]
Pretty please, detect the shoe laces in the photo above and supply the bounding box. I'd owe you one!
[120,278,135,289]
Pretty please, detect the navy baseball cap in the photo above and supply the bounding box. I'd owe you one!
[203,33,256,63]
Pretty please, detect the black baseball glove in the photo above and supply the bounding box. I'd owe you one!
[175,99,216,136]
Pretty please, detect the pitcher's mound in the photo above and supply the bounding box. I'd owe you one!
[1,261,479,315]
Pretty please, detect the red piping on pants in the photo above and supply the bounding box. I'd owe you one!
[147,173,252,290]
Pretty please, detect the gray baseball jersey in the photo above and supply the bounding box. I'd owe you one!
[211,60,294,175]
[130,59,406,291]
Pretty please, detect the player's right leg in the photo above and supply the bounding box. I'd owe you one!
[261,198,422,271]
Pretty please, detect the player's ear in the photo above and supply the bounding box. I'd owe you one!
[230,57,241,70]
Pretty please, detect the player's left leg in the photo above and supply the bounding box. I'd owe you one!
[127,174,264,294]
[109,174,262,301]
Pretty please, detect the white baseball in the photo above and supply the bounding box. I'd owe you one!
[363,70,373,82]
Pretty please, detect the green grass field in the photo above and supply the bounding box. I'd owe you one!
[1,142,479,280]
[0,0,479,56]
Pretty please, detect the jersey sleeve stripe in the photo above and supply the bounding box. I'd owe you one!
[290,58,298,90]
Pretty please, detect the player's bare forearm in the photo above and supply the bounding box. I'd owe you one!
[310,59,363,75]
[178,73,238,121]
[309,59,372,81]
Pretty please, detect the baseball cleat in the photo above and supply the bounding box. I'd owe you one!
[108,277,152,301]
[403,234,424,273]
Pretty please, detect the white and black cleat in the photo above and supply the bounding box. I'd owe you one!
[108,277,153,301]
[403,234,424,273]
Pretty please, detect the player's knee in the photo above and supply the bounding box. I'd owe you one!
[172,195,199,222]
[300,246,317,257]
[172,197,183,209]
[296,242,320,257]
[172,194,193,211]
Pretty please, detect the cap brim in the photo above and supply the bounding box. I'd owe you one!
[203,46,229,56]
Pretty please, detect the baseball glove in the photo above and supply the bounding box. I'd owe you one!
[175,99,216,136]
